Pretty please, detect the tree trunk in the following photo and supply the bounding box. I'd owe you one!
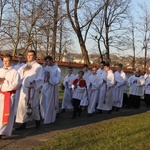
[77,31,90,64]
[51,0,59,60]
[105,26,110,62]
[144,47,147,71]
[98,38,103,61]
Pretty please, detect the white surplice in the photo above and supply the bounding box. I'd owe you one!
[97,70,114,111]
[87,74,101,114]
[15,61,44,123]
[41,64,61,124]
[0,58,3,68]
[0,67,19,136]
[61,73,76,110]
[13,62,25,115]
[145,74,150,94]
[96,68,107,108]
[113,70,127,108]
[128,75,145,96]
[13,63,25,71]
[79,70,92,106]
[39,66,47,119]
[83,70,92,81]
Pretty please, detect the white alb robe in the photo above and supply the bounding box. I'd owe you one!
[0,58,3,68]
[15,61,44,123]
[13,63,25,71]
[83,70,92,81]
[0,67,19,136]
[96,68,107,107]
[41,64,61,124]
[145,74,150,94]
[128,75,145,96]
[72,83,86,101]
[113,70,127,108]
[61,73,76,110]
[97,70,114,111]
[13,62,25,114]
[39,66,47,119]
[87,74,101,114]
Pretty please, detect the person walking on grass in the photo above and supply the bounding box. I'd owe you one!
[0,54,19,139]
[15,50,44,130]
[40,55,61,124]
[87,66,101,116]
[13,53,25,115]
[61,66,76,112]
[127,68,145,109]
[96,63,114,114]
[112,63,127,111]
[71,70,87,119]
[144,67,150,108]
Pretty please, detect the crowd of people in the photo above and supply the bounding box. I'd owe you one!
[0,51,150,139]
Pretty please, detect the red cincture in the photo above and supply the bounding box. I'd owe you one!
[0,91,15,124]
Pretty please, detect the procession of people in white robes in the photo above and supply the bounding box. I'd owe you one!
[0,52,150,139]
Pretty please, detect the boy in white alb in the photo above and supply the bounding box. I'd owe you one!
[0,54,19,138]
[61,67,76,112]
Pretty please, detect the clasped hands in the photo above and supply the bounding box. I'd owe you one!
[0,77,5,84]
[23,65,32,72]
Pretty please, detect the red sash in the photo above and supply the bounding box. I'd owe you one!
[0,90,15,124]
[72,78,87,87]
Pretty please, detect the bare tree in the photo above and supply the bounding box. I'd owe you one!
[137,3,150,71]
[0,0,7,27]
[129,16,136,69]
[91,12,105,61]
[22,0,45,54]
[65,0,105,64]
[92,0,131,62]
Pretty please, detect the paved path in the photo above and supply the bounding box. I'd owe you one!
[0,102,149,150]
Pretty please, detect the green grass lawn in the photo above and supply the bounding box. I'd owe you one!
[37,111,150,150]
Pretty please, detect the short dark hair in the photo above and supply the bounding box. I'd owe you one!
[118,63,123,68]
[44,55,53,61]
[104,62,110,67]
[100,61,106,64]
[27,50,36,56]
[3,54,12,61]
[83,64,88,68]
[78,70,84,75]
[68,66,73,70]
[18,53,24,57]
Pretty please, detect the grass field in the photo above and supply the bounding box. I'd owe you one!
[37,111,150,150]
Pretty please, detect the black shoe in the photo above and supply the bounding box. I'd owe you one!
[35,120,40,129]
[115,107,120,112]
[61,109,66,113]
[0,135,2,139]
[96,110,102,114]
[108,110,112,114]
[15,123,26,131]
[78,110,82,116]
[71,116,76,119]
[87,113,93,117]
